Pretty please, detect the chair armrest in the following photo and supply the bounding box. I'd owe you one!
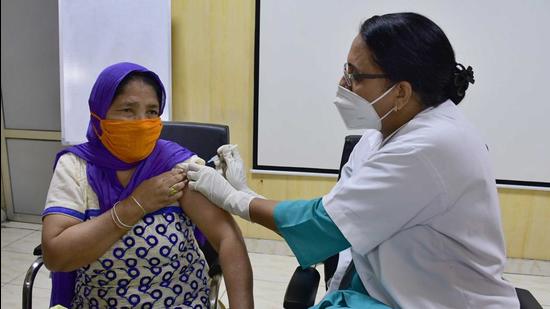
[22,256,44,309]
[33,244,42,256]
[516,287,543,309]
[201,241,222,309]
[208,262,222,278]
[208,272,222,309]
[283,266,320,309]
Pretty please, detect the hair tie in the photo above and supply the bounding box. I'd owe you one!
[453,63,475,97]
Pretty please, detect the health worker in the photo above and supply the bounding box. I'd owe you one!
[185,12,519,308]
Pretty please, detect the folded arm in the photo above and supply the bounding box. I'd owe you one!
[42,201,143,272]
[42,165,187,272]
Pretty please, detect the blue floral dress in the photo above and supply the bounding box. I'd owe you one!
[71,207,210,308]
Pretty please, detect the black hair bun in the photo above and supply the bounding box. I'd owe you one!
[449,63,475,105]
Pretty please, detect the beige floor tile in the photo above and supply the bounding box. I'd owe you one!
[1,227,34,248]
[248,252,301,283]
[1,282,50,308]
[251,279,328,308]
[219,290,229,308]
[3,230,42,254]
[214,277,227,307]
[504,273,550,305]
[216,289,228,309]
[1,221,42,230]
[217,273,326,308]
[506,258,550,276]
[1,250,37,284]
[253,279,288,309]
[13,262,51,289]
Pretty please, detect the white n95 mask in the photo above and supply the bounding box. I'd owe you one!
[333,85,396,130]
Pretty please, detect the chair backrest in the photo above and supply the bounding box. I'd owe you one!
[324,135,362,286]
[160,121,229,165]
[160,121,229,272]
[337,135,362,180]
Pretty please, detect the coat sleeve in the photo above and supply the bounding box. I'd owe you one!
[274,198,351,268]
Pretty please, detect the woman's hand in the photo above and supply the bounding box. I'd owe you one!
[131,168,187,213]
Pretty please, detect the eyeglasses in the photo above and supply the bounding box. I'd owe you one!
[343,63,388,87]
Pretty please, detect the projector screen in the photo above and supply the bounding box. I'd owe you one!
[253,0,550,189]
[59,0,172,145]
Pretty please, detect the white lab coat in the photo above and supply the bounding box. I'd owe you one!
[323,101,519,308]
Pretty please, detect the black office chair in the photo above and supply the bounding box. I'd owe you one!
[283,135,543,309]
[23,121,229,309]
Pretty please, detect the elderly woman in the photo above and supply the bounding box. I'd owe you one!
[41,62,253,308]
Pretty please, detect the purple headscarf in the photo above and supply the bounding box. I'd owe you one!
[55,62,194,213]
[50,62,194,307]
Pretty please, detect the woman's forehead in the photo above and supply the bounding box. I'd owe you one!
[112,80,159,104]
[119,80,157,97]
[348,35,377,72]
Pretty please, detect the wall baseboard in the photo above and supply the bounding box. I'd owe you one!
[504,258,550,277]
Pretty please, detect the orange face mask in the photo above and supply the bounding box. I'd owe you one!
[92,113,163,163]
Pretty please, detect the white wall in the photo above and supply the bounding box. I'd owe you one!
[254,0,550,187]
[59,0,172,145]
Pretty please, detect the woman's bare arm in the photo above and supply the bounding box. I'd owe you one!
[42,169,186,271]
[42,199,143,271]
[179,188,254,309]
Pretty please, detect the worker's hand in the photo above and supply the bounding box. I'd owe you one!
[216,144,247,190]
[216,145,263,198]
[131,169,186,213]
[183,163,254,220]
